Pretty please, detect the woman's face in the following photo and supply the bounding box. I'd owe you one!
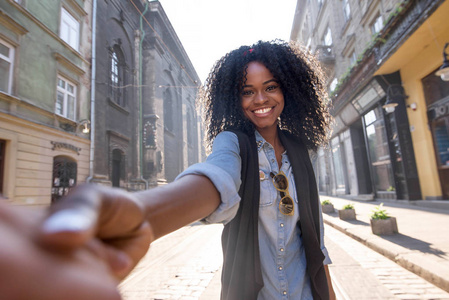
[240,61,284,133]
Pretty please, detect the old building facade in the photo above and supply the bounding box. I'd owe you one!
[0,0,92,206]
[88,0,202,189]
[0,0,203,206]
[291,0,449,200]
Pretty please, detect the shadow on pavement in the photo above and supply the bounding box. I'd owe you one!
[380,233,448,258]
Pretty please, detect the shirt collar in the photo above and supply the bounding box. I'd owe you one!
[255,130,287,155]
[255,130,266,152]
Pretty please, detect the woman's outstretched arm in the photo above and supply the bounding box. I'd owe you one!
[39,174,220,279]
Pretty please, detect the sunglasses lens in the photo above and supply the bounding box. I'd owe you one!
[279,196,294,215]
[273,174,288,191]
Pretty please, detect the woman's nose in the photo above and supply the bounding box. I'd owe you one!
[254,92,267,103]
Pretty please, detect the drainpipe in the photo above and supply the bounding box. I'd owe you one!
[86,0,97,183]
[138,2,149,189]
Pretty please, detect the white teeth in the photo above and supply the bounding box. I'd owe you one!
[254,107,272,114]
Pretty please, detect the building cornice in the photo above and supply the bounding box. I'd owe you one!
[0,9,28,35]
[54,52,86,75]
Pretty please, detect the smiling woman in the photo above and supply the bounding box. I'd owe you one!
[41,40,335,300]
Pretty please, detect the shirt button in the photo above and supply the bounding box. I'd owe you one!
[283,291,287,295]
[280,223,284,227]
[280,248,284,252]
[278,266,283,270]
[271,158,275,163]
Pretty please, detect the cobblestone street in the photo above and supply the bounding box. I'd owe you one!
[119,221,449,300]
[119,223,223,300]
[326,225,449,300]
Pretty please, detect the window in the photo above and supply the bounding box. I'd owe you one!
[371,14,383,34]
[0,39,14,94]
[110,46,126,106]
[329,78,338,92]
[350,50,357,65]
[323,27,332,46]
[343,0,351,21]
[60,8,79,51]
[364,107,395,192]
[56,76,77,120]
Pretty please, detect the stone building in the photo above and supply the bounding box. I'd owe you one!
[0,0,92,206]
[291,0,449,201]
[88,0,202,189]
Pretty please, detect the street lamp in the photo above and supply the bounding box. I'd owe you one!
[77,119,91,134]
[435,43,449,81]
[382,84,406,114]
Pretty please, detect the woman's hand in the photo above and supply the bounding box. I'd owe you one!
[38,184,154,280]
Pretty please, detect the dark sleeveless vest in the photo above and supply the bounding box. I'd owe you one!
[220,129,329,300]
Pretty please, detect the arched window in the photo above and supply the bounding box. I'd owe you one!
[110,45,126,106]
[51,156,77,204]
[163,89,174,132]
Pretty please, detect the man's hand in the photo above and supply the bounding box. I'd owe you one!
[39,184,154,279]
[0,201,122,300]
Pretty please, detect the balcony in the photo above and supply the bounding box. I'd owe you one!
[316,45,336,65]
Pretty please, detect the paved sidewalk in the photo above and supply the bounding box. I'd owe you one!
[320,196,449,293]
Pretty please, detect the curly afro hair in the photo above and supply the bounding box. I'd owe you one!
[200,40,331,152]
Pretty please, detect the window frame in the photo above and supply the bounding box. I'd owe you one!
[56,75,77,120]
[323,27,332,46]
[0,38,15,94]
[109,46,126,106]
[350,50,357,65]
[371,14,383,34]
[60,7,80,51]
[343,0,351,21]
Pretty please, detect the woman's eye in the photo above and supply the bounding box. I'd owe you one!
[266,85,279,92]
[241,90,253,96]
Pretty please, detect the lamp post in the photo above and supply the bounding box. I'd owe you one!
[382,84,406,114]
[435,43,449,81]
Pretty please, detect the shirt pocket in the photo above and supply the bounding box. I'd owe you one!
[259,170,276,207]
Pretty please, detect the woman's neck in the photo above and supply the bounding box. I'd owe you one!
[258,126,284,168]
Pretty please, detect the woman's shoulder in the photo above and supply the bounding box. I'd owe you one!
[212,131,240,152]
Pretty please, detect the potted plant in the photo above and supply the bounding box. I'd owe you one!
[321,199,334,214]
[370,203,398,235]
[338,204,356,220]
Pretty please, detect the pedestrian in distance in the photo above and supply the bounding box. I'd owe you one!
[39,40,336,300]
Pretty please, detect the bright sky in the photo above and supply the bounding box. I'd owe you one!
[158,0,297,83]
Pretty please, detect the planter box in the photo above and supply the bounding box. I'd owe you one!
[321,204,334,214]
[370,217,398,235]
[338,209,356,220]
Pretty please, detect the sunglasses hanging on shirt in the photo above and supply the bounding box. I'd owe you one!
[270,171,294,216]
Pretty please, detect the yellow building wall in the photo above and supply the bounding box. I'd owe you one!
[375,1,449,199]
[0,112,90,207]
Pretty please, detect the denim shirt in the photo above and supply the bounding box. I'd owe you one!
[176,131,331,300]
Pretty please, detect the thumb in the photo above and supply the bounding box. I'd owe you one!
[39,207,98,249]
[38,184,102,250]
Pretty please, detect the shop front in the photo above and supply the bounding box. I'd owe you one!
[321,74,421,200]
[423,71,449,199]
